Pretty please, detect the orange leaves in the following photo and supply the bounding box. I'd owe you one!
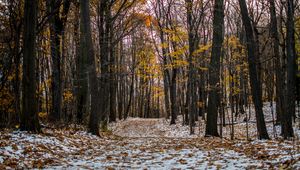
[178,158,188,164]
[129,12,154,28]
[145,15,152,27]
[106,155,113,161]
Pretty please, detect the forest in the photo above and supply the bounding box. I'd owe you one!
[0,0,300,169]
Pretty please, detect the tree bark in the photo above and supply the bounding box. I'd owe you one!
[47,0,71,122]
[269,0,284,125]
[205,0,224,137]
[48,0,62,122]
[80,0,100,136]
[20,0,41,132]
[238,0,269,139]
[283,0,295,138]
[74,1,87,124]
[186,0,197,134]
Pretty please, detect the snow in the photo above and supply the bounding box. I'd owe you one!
[0,103,300,169]
[1,129,299,169]
[1,132,267,169]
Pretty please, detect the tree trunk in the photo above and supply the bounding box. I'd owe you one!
[269,0,284,125]
[46,0,70,122]
[283,0,295,138]
[205,0,224,137]
[80,0,100,136]
[238,0,269,139]
[48,0,62,122]
[186,0,197,134]
[20,0,41,132]
[170,68,178,124]
[75,1,87,124]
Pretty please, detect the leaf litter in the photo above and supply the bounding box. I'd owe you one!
[0,103,299,169]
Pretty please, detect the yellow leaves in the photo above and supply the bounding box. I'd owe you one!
[227,36,241,48]
[136,45,161,80]
[153,86,164,99]
[224,36,246,62]
[193,43,212,56]
[162,28,176,34]
[198,66,208,71]
[167,46,188,59]
[173,59,188,68]
[7,75,14,81]
[170,35,181,42]
[233,87,241,95]
[168,48,185,57]
[160,42,168,49]
[160,27,188,41]
[63,90,74,103]
[38,112,48,119]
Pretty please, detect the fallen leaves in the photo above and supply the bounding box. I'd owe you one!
[0,121,299,169]
[11,144,18,151]
[178,158,188,164]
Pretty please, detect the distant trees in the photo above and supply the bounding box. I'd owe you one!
[20,0,41,132]
[0,0,299,139]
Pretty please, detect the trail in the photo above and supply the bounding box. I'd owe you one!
[1,105,300,169]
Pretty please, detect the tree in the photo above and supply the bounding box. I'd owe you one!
[20,0,41,132]
[97,0,110,128]
[47,0,71,122]
[75,1,88,124]
[283,0,295,138]
[269,0,284,126]
[80,0,100,136]
[153,0,171,122]
[205,0,224,137]
[238,0,269,139]
[186,0,198,134]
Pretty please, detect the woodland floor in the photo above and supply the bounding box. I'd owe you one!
[1,104,300,169]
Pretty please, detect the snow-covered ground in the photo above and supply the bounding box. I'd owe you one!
[110,102,300,140]
[0,104,299,169]
[1,129,299,169]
